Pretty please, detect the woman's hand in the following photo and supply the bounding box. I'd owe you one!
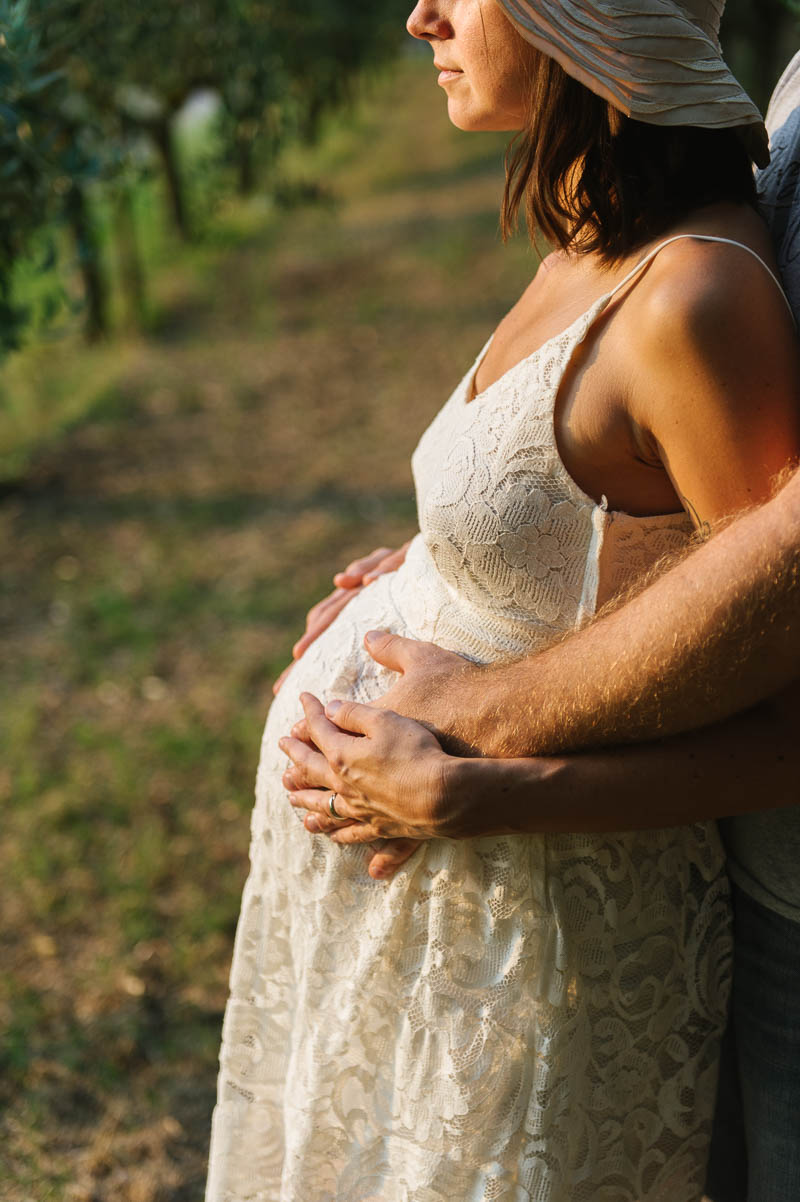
[273,544,411,694]
[332,543,410,592]
[279,692,455,878]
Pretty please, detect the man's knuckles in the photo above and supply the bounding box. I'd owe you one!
[328,748,350,778]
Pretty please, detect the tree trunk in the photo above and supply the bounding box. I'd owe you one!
[236,137,257,196]
[301,92,327,145]
[66,183,108,343]
[115,184,148,330]
[153,116,190,240]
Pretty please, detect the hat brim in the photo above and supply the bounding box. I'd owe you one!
[499,0,769,166]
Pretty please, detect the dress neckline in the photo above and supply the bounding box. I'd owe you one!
[464,299,603,406]
[464,231,795,406]
[458,295,688,525]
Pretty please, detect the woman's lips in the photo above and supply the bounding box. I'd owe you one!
[437,68,463,85]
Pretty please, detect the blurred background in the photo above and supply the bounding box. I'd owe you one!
[1,3,797,1199]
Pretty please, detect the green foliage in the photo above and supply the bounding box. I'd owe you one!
[2,0,797,366]
[0,0,90,351]
[0,0,407,359]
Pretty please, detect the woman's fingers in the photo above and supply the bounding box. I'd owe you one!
[287,786,355,824]
[327,821,385,845]
[291,791,424,880]
[272,662,294,695]
[361,547,405,584]
[293,797,416,872]
[293,589,357,659]
[362,539,412,584]
[301,588,348,635]
[287,544,416,678]
[284,693,448,854]
[322,697,439,755]
[367,839,423,879]
[291,717,312,742]
[299,691,376,755]
[280,736,336,792]
[333,547,393,589]
[281,752,327,790]
[304,809,356,835]
[322,697,385,736]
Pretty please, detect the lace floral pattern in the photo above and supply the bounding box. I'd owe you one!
[206,277,730,1201]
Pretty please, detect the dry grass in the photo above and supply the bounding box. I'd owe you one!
[0,57,535,1200]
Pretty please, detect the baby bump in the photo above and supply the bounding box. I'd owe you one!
[252,570,414,837]
[250,555,729,1027]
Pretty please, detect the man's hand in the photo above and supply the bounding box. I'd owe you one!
[290,629,491,754]
[280,692,456,879]
[365,631,478,744]
[273,546,410,694]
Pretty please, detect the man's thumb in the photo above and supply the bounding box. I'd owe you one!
[364,629,410,673]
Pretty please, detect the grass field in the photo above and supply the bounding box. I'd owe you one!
[0,57,536,1201]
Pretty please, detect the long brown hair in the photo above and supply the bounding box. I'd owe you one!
[502,51,758,261]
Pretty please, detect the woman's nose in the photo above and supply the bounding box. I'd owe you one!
[407,2,451,42]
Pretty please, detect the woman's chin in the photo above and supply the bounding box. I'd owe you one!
[448,108,490,133]
[446,101,523,134]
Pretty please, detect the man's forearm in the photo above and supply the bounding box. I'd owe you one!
[421,473,800,757]
[440,684,800,836]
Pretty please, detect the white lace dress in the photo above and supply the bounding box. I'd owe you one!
[206,248,731,1202]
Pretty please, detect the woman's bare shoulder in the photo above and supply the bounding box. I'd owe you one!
[632,211,794,355]
[616,209,800,516]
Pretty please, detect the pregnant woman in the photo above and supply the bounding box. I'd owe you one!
[206,3,800,1199]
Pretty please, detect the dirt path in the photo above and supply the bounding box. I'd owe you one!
[0,59,534,1200]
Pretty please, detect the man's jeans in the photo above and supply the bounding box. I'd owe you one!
[706,884,800,1202]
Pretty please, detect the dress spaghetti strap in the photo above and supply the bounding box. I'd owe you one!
[604,233,797,327]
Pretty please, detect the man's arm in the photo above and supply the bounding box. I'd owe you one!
[282,476,800,874]
[444,683,800,836]
[366,469,800,757]
[282,473,800,874]
[282,681,800,849]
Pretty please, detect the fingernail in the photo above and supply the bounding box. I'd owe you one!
[326,700,342,716]
[307,817,320,833]
[364,630,379,644]
[278,738,288,751]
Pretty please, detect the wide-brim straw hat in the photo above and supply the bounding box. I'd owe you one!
[497,0,769,166]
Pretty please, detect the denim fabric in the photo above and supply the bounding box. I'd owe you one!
[706,885,800,1202]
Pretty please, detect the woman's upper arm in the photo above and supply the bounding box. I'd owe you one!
[632,244,800,529]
